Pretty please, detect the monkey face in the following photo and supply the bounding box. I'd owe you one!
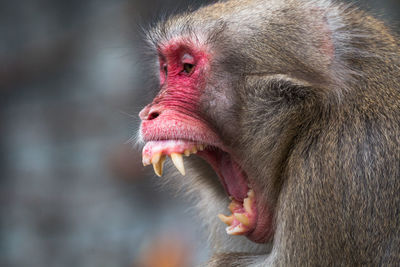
[139,36,275,244]
[138,0,330,245]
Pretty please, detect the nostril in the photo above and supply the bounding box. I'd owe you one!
[139,106,162,121]
[147,111,160,120]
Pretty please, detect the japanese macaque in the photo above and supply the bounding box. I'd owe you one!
[138,0,400,265]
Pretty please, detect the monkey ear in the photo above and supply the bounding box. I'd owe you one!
[244,74,316,105]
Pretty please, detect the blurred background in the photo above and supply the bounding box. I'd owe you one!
[0,1,399,266]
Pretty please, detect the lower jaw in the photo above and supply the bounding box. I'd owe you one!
[246,209,274,243]
[197,148,274,243]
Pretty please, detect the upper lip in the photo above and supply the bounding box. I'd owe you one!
[141,130,225,153]
[140,108,224,146]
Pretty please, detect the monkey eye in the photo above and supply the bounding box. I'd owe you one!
[163,64,168,76]
[182,63,195,74]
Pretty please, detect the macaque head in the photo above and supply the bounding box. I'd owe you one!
[139,1,336,244]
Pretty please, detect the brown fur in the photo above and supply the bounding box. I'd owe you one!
[144,0,400,265]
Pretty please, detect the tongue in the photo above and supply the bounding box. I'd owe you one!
[218,153,249,201]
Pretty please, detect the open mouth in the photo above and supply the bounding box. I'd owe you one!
[142,140,258,236]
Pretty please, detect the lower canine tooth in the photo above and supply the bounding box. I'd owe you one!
[243,190,255,214]
[228,200,241,213]
[243,198,253,214]
[218,214,234,225]
[170,153,185,176]
[234,213,250,226]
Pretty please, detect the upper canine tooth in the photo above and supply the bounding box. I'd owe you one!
[184,149,190,156]
[151,152,162,164]
[234,213,250,226]
[160,155,166,170]
[152,162,161,177]
[170,153,185,176]
[152,155,166,177]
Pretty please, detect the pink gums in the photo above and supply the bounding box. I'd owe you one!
[198,149,249,201]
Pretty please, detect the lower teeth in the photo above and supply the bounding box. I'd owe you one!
[218,189,255,236]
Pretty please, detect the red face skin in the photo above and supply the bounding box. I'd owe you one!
[140,39,274,244]
[139,40,222,147]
